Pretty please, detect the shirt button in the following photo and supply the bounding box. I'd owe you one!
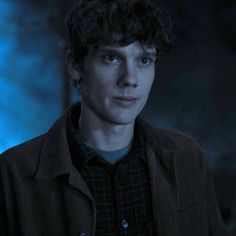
[121,219,129,229]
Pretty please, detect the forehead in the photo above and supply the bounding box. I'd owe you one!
[88,41,157,56]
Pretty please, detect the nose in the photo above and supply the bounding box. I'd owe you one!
[117,61,138,88]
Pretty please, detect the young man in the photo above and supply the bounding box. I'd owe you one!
[0,0,229,235]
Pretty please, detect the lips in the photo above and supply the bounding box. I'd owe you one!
[113,96,137,101]
[113,96,138,108]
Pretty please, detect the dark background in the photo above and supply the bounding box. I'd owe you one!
[0,0,235,232]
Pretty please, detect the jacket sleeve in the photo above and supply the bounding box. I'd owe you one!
[0,163,8,236]
[202,155,230,235]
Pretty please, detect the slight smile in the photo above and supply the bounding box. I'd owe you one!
[113,96,138,107]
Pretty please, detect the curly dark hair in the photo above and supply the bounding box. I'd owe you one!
[66,0,172,65]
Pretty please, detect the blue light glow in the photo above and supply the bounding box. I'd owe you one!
[0,1,63,153]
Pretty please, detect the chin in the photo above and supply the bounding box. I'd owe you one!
[107,114,137,126]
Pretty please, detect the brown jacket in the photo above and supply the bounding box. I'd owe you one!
[0,104,229,236]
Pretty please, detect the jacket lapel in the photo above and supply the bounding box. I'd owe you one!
[140,117,204,236]
[35,105,94,202]
[146,143,178,236]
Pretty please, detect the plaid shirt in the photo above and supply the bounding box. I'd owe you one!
[67,110,154,236]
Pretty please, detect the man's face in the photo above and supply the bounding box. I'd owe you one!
[79,41,157,125]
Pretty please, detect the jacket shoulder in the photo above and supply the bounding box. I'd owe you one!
[157,127,201,151]
[0,134,46,174]
[142,119,202,153]
[141,119,208,168]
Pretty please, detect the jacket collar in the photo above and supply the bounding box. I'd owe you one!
[138,117,177,186]
[35,109,73,180]
[35,103,95,200]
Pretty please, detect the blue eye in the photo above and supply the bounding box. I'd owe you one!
[138,57,153,67]
[102,55,118,64]
[141,58,149,64]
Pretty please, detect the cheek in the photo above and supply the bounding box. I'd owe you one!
[82,72,112,97]
[88,65,117,84]
[140,69,155,89]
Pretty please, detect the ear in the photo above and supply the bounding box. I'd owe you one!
[65,49,81,82]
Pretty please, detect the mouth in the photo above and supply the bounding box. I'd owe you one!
[113,96,138,107]
[113,96,137,101]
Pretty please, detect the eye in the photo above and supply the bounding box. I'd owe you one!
[102,54,118,64]
[138,57,154,67]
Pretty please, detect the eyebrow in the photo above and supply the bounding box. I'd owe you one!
[96,47,157,58]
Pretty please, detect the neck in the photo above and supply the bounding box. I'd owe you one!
[78,104,134,151]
